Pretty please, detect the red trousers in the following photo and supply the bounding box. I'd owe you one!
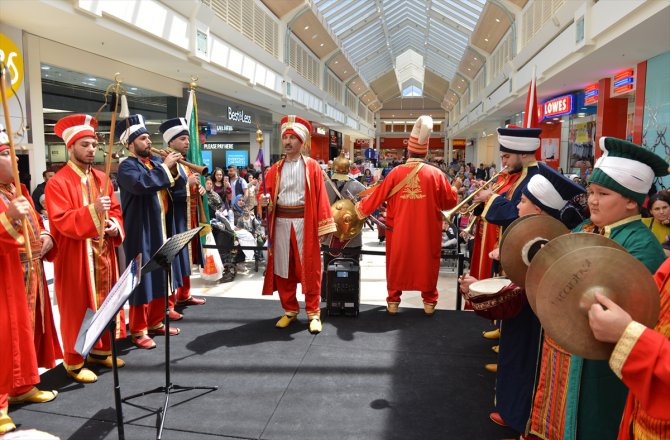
[168,276,191,309]
[387,288,439,305]
[129,297,167,336]
[0,394,6,412]
[274,228,320,318]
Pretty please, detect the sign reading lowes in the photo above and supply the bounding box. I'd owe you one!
[541,94,574,119]
[226,150,248,168]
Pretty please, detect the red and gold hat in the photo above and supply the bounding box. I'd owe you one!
[407,115,433,155]
[280,115,311,144]
[54,114,98,148]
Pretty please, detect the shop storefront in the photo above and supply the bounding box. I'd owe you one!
[184,91,272,172]
[310,123,329,162]
[329,129,342,160]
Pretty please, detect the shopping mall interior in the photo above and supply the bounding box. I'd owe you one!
[1,0,669,439]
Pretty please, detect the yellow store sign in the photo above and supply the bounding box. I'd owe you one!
[0,32,24,102]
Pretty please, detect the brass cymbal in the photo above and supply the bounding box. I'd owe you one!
[500,215,569,287]
[536,247,659,360]
[525,234,625,314]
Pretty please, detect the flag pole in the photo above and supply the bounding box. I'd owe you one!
[0,62,32,266]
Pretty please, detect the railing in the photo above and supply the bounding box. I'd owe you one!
[489,28,513,80]
[521,0,565,47]
[202,0,279,58]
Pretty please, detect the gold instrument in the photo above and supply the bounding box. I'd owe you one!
[442,166,508,222]
[150,147,209,175]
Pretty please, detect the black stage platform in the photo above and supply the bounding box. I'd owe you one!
[9,298,517,439]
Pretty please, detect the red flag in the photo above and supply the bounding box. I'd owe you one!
[524,66,542,159]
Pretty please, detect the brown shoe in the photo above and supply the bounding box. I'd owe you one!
[87,355,125,369]
[423,302,436,316]
[386,302,400,315]
[177,296,206,306]
[491,345,499,353]
[131,335,157,350]
[485,363,498,373]
[148,325,180,336]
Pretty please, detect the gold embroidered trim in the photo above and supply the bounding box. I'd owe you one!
[603,215,643,238]
[161,163,176,187]
[400,172,426,199]
[610,321,646,379]
[88,204,102,233]
[354,202,368,220]
[0,212,23,244]
[481,193,499,219]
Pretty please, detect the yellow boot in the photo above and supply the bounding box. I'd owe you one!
[87,355,126,369]
[491,345,499,354]
[423,302,436,316]
[9,387,58,404]
[485,363,498,373]
[386,302,400,315]
[67,367,98,384]
[275,314,297,328]
[0,408,15,434]
[482,328,500,340]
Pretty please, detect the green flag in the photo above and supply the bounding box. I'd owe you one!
[185,88,210,222]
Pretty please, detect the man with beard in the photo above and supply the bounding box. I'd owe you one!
[116,114,183,349]
[158,117,207,314]
[45,114,126,383]
[260,115,336,334]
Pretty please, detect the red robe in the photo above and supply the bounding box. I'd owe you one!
[356,160,457,292]
[468,172,520,280]
[0,184,62,369]
[0,200,40,394]
[262,156,336,295]
[611,257,670,440]
[45,162,126,369]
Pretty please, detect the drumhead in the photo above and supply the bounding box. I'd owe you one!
[469,277,512,295]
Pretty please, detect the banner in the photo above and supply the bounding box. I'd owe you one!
[185,88,210,223]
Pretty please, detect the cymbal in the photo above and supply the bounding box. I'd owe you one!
[500,215,569,287]
[525,233,625,314]
[498,214,538,254]
[536,247,659,360]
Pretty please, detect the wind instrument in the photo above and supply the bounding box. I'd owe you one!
[442,166,508,222]
[150,147,208,175]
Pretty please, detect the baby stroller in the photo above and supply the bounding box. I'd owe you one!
[211,213,245,283]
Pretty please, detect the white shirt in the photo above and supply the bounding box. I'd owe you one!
[274,156,306,278]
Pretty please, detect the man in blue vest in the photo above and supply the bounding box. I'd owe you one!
[227,165,248,201]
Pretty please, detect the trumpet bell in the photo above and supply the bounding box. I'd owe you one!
[331,199,364,241]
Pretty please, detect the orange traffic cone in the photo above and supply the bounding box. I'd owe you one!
[203,255,217,275]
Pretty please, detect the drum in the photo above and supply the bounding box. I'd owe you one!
[463,277,526,320]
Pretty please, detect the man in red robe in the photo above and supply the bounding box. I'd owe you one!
[45,114,126,384]
[589,257,670,440]
[355,116,457,315]
[260,115,336,334]
[0,133,57,434]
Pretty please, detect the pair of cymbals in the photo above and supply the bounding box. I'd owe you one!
[500,215,569,287]
[533,245,659,360]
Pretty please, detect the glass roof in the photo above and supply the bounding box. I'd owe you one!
[315,0,485,89]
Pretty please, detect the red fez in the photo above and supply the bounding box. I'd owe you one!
[54,114,98,148]
[280,115,311,144]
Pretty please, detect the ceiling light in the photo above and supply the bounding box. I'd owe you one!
[495,18,500,23]
[41,66,50,70]
[473,57,477,61]
[320,43,324,47]
[89,78,97,81]
[335,61,338,64]
[484,38,489,42]
[467,68,471,71]
[304,26,309,30]
[130,87,138,91]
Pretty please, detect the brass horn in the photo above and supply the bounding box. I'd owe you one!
[442,166,508,222]
[150,147,209,175]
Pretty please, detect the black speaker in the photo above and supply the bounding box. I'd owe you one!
[326,258,360,317]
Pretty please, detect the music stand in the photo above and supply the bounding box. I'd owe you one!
[75,254,143,440]
[122,226,218,440]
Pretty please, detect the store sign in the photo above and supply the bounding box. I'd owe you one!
[49,144,67,162]
[0,32,23,101]
[203,142,234,150]
[226,150,248,168]
[612,69,635,96]
[355,139,370,148]
[227,106,252,124]
[215,124,234,132]
[452,139,466,148]
[584,83,598,106]
[316,127,327,135]
[542,94,574,119]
